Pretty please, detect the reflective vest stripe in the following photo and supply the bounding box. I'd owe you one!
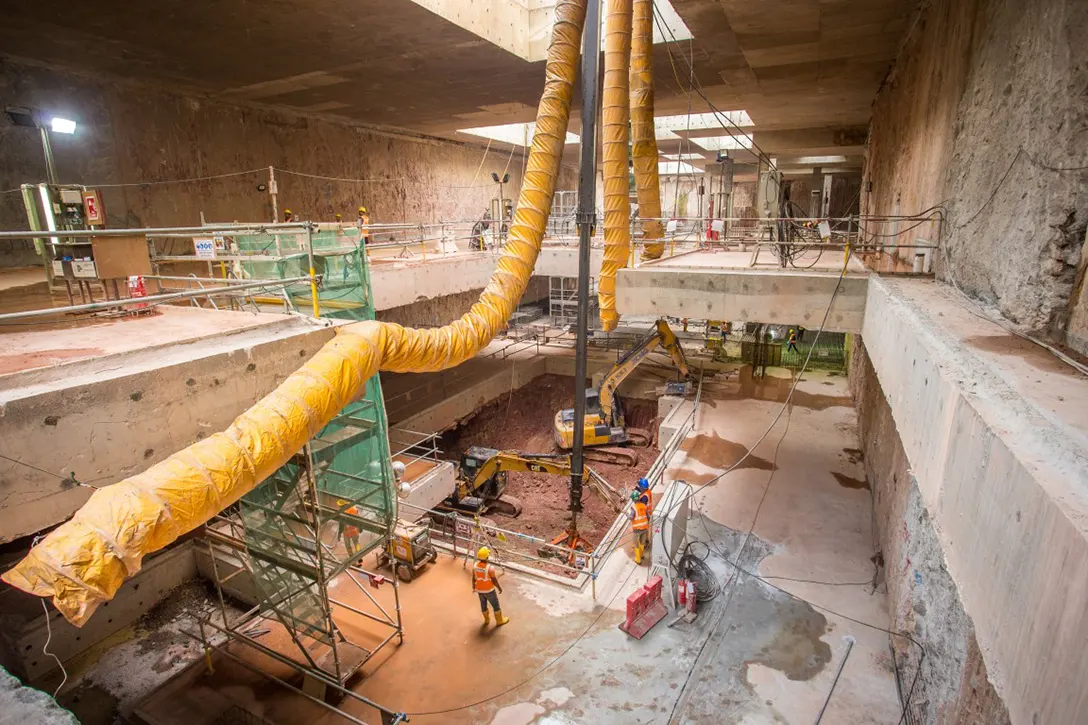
[473,562,495,592]
[632,502,649,531]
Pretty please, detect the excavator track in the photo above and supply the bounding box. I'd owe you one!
[625,428,653,447]
[484,495,523,518]
[585,447,638,467]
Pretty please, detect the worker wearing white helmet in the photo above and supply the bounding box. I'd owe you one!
[472,547,510,626]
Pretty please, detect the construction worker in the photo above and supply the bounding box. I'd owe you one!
[636,477,653,513]
[341,502,360,556]
[358,206,372,244]
[472,547,510,626]
[787,328,799,354]
[283,208,294,222]
[628,491,650,565]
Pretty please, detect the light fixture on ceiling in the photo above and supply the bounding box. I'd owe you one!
[50,117,77,134]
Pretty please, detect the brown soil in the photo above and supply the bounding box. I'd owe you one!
[441,374,659,565]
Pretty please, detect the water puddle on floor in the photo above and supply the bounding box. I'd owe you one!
[831,471,870,490]
[680,432,776,472]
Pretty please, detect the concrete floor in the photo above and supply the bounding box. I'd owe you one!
[130,366,899,724]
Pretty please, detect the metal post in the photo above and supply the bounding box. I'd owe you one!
[307,223,320,318]
[570,0,602,536]
[39,126,58,185]
[268,166,279,225]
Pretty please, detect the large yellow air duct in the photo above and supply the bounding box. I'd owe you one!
[2,0,588,627]
[631,0,665,261]
[597,0,633,332]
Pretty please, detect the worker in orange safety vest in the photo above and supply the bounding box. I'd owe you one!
[628,492,650,565]
[472,547,510,626]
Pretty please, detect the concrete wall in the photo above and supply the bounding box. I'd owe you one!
[376,275,548,328]
[0,58,541,262]
[864,0,1088,342]
[849,337,1010,724]
[0,318,336,542]
[856,275,1088,725]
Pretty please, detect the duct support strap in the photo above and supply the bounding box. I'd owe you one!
[631,0,664,261]
[597,0,633,331]
[2,0,589,627]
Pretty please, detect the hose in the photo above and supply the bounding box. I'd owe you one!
[2,0,589,627]
[630,0,665,261]
[597,0,633,332]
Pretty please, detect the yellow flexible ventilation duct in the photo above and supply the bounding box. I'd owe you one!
[597,0,633,332]
[631,0,665,261]
[2,0,588,627]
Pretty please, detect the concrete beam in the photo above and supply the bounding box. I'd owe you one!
[861,276,1088,725]
[616,266,867,332]
[0,315,336,541]
[369,246,602,311]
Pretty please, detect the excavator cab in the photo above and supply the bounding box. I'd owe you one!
[553,319,691,450]
[454,446,506,507]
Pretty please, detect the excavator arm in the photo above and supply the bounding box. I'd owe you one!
[471,451,573,488]
[598,318,690,426]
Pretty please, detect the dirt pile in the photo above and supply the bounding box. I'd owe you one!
[442,374,659,550]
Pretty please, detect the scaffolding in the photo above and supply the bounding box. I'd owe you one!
[193,226,407,724]
[549,275,597,327]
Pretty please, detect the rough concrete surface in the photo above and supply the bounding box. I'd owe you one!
[850,337,1010,724]
[865,0,1088,340]
[859,275,1088,724]
[0,666,77,725]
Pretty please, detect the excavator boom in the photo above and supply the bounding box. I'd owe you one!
[553,319,691,449]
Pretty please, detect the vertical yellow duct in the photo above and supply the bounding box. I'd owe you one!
[631,0,665,261]
[2,0,588,627]
[597,0,633,332]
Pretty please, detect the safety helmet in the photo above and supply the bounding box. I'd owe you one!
[477,546,490,560]
[284,208,293,216]
[637,477,649,490]
[358,206,368,214]
[630,491,640,502]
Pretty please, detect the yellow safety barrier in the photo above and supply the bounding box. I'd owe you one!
[2,0,588,627]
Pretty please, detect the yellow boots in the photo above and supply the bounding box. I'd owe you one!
[482,610,510,626]
[634,542,645,565]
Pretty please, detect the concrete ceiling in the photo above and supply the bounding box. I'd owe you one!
[0,0,915,174]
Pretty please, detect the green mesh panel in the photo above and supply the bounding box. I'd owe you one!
[235,227,394,646]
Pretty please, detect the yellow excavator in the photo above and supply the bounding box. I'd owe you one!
[442,446,622,518]
[444,447,575,517]
[553,318,692,451]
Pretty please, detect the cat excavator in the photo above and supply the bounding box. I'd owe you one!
[441,447,621,518]
[553,319,692,458]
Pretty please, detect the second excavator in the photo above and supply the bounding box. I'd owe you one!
[553,318,692,452]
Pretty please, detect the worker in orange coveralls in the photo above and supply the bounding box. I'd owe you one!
[473,547,510,626]
[629,490,651,565]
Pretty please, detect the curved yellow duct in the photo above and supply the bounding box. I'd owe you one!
[2,0,588,627]
[597,0,633,332]
[631,0,665,261]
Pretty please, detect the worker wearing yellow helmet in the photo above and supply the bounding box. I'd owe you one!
[472,546,510,626]
[358,205,372,244]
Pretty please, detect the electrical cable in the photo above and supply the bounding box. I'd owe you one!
[90,168,266,188]
[41,593,68,698]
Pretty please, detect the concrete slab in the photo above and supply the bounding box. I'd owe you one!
[859,275,1088,725]
[0,310,337,541]
[641,248,867,273]
[0,306,294,378]
[617,266,868,333]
